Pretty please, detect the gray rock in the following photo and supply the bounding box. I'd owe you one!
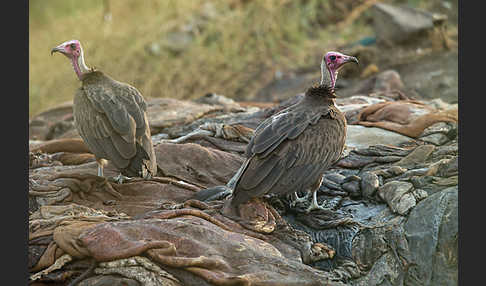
[351,252,401,286]
[353,144,412,157]
[423,99,456,112]
[151,133,169,143]
[351,225,410,286]
[373,166,407,179]
[195,93,237,106]
[322,177,344,191]
[164,31,194,53]
[336,95,386,115]
[436,156,458,177]
[372,3,444,45]
[397,167,429,179]
[342,181,361,198]
[324,173,346,185]
[373,70,404,93]
[409,175,449,196]
[395,193,416,215]
[343,175,362,183]
[404,187,458,285]
[419,133,450,145]
[430,144,458,158]
[360,172,380,198]
[78,275,141,286]
[412,188,428,201]
[394,145,435,167]
[375,156,402,164]
[377,181,416,215]
[346,125,414,150]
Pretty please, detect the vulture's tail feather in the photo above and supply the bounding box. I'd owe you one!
[120,142,154,178]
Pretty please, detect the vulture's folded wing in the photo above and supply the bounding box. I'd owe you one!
[75,78,150,170]
[231,105,337,204]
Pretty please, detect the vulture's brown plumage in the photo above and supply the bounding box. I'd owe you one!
[225,51,358,213]
[75,71,157,178]
[52,40,157,180]
[230,85,346,206]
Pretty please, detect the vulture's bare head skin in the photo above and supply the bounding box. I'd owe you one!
[324,51,359,73]
[51,39,90,80]
[51,40,82,59]
[321,51,358,89]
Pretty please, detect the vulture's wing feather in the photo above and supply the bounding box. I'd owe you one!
[94,114,137,159]
[76,110,133,169]
[83,80,147,138]
[75,74,152,172]
[231,104,336,205]
[247,108,323,158]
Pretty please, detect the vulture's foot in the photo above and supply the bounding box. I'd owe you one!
[289,191,310,208]
[305,190,331,213]
[109,173,132,184]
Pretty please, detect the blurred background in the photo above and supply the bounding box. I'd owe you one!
[29,0,458,118]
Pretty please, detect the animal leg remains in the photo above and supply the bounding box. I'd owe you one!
[45,173,122,199]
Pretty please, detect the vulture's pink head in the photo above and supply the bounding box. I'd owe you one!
[51,40,90,80]
[321,51,358,89]
[51,40,82,59]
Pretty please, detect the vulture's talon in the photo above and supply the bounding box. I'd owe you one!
[304,190,330,213]
[109,173,132,184]
[305,203,331,213]
[290,191,310,208]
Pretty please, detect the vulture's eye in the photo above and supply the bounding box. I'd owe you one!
[330,55,336,61]
[70,44,76,50]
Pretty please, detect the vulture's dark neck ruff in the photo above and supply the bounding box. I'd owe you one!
[305,83,336,100]
[80,69,101,82]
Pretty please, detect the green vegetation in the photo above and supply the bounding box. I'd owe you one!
[29,0,370,117]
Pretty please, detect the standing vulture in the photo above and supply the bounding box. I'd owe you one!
[224,51,358,214]
[51,40,157,181]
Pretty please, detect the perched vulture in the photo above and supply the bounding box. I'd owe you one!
[225,51,358,213]
[51,40,157,181]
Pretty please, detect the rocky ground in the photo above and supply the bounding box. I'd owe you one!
[28,2,458,286]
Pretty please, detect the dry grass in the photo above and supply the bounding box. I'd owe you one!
[29,0,369,117]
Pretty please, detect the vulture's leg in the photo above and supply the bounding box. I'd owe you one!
[96,158,107,177]
[305,177,329,212]
[289,191,310,208]
[97,164,103,177]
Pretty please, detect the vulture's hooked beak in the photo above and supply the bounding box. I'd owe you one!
[50,46,64,56]
[346,56,359,66]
